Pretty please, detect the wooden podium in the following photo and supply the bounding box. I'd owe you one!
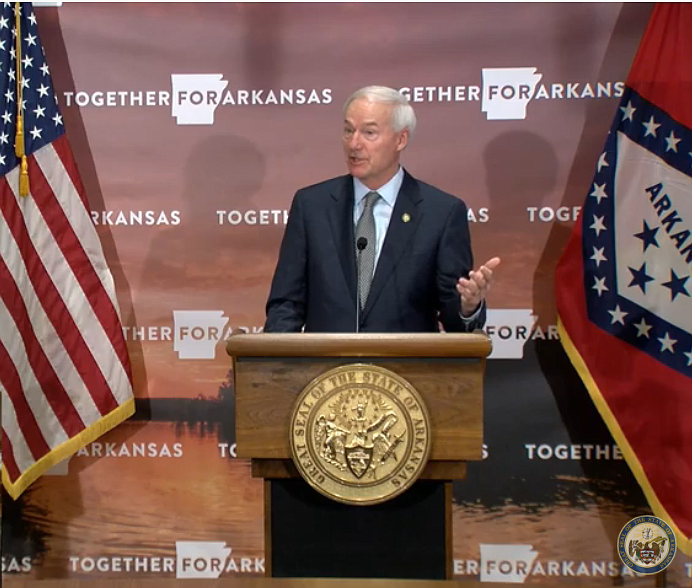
[226,333,490,580]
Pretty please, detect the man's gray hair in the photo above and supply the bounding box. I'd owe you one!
[344,86,417,137]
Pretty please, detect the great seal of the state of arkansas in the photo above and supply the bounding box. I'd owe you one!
[289,364,432,505]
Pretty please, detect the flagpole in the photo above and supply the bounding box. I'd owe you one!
[13,1,28,197]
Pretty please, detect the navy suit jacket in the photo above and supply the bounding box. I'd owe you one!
[264,170,485,333]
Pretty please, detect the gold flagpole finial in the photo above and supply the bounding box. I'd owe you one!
[13,2,28,197]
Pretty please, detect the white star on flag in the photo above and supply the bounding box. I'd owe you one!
[608,305,628,325]
[642,115,661,137]
[664,131,681,152]
[633,318,652,338]
[620,101,636,122]
[658,332,677,353]
[590,182,608,204]
[685,349,692,367]
[590,214,607,236]
[592,276,608,296]
[597,152,609,172]
[590,246,607,267]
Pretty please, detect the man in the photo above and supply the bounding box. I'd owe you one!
[262,87,500,580]
[265,85,499,333]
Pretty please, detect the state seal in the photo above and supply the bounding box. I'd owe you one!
[289,363,431,505]
[618,516,676,574]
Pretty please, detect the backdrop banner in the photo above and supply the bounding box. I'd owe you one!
[4,2,689,585]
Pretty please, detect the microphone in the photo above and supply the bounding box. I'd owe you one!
[356,237,368,332]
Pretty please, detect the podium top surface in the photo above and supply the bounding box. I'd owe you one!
[226,332,491,358]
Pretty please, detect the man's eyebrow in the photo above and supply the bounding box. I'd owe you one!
[343,120,379,128]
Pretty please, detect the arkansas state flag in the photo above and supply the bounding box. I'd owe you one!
[556,4,692,555]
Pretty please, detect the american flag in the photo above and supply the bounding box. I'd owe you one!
[0,2,134,498]
[556,4,692,555]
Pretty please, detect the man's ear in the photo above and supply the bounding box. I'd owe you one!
[397,129,409,152]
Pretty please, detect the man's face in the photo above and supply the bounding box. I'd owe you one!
[342,97,408,189]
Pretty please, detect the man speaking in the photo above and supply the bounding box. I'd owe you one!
[265,85,499,334]
[259,86,500,580]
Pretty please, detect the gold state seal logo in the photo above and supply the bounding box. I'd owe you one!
[618,516,676,574]
[290,364,431,505]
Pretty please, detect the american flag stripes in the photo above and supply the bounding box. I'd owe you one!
[0,2,134,498]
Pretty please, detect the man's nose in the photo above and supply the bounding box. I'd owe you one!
[348,132,362,150]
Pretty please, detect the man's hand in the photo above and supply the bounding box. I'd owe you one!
[456,257,501,317]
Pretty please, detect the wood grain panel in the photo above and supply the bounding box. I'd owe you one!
[235,358,483,461]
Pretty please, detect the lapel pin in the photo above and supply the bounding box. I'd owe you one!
[402,213,411,223]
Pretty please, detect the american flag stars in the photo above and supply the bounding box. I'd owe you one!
[0,4,62,177]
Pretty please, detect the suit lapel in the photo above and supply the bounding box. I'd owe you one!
[362,171,423,320]
[328,176,357,306]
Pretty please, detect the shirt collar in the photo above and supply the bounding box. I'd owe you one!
[353,166,404,208]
